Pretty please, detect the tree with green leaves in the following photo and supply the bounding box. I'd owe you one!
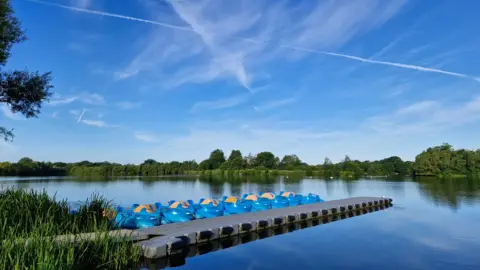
[279,154,302,170]
[221,150,245,169]
[254,151,276,169]
[0,0,53,141]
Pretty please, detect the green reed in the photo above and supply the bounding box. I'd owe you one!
[0,187,141,269]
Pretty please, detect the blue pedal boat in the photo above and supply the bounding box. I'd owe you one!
[242,194,272,212]
[301,193,324,204]
[161,201,196,224]
[260,192,290,208]
[279,191,303,206]
[113,204,162,229]
[191,198,224,219]
[222,196,252,215]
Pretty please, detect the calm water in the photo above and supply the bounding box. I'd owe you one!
[1,176,480,270]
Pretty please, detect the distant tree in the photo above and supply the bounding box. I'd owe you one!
[254,151,276,169]
[143,159,157,165]
[0,0,53,141]
[279,154,302,170]
[208,149,225,169]
[222,150,244,169]
[244,153,255,169]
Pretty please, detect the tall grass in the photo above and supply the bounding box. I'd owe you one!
[0,187,140,269]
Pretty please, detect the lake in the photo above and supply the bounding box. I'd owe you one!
[1,176,479,270]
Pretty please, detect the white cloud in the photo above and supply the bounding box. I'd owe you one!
[72,0,91,9]
[81,93,105,105]
[190,94,251,113]
[69,109,81,116]
[289,0,407,51]
[51,111,59,118]
[116,101,142,110]
[114,70,138,80]
[134,132,159,143]
[32,0,480,86]
[365,96,480,136]
[48,96,78,105]
[48,93,105,106]
[254,97,296,112]
[142,95,480,163]
[80,119,106,127]
[395,101,440,115]
[1,104,24,120]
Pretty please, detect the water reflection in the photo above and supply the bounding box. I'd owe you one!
[136,205,390,270]
[1,176,480,210]
[416,177,480,210]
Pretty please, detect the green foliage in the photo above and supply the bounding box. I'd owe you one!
[413,143,480,177]
[0,188,140,269]
[2,144,479,179]
[0,0,53,141]
[253,151,276,169]
[221,150,245,170]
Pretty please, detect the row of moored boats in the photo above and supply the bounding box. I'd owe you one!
[99,192,324,229]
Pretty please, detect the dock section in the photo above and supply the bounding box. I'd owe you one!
[138,204,391,269]
[135,196,392,259]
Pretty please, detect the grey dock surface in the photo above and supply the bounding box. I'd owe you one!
[135,196,392,259]
[138,204,390,270]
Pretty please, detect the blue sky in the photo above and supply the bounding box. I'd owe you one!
[1,0,480,164]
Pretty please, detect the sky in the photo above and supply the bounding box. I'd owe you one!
[1,0,480,164]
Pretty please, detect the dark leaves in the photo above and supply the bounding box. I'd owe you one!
[0,70,53,118]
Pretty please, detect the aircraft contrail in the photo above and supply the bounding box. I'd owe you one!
[279,45,472,80]
[27,0,479,83]
[27,0,191,31]
[77,109,86,123]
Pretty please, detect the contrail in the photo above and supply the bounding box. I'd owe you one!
[28,0,478,83]
[77,109,86,123]
[279,45,471,79]
[27,0,191,31]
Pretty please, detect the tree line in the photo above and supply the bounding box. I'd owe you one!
[1,144,478,178]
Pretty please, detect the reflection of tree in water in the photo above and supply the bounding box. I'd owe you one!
[325,180,336,196]
[341,179,357,196]
[198,174,304,195]
[416,177,480,210]
[208,181,224,198]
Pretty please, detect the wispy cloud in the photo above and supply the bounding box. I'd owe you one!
[72,0,91,9]
[134,131,159,143]
[80,119,107,127]
[190,94,251,113]
[116,101,142,110]
[30,0,480,85]
[71,109,112,128]
[48,96,78,106]
[254,97,296,112]
[365,96,480,136]
[1,104,24,120]
[48,93,105,106]
[51,111,59,118]
[395,101,440,116]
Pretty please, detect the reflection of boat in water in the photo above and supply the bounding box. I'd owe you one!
[161,201,195,224]
[242,194,272,212]
[191,198,224,219]
[222,196,252,215]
